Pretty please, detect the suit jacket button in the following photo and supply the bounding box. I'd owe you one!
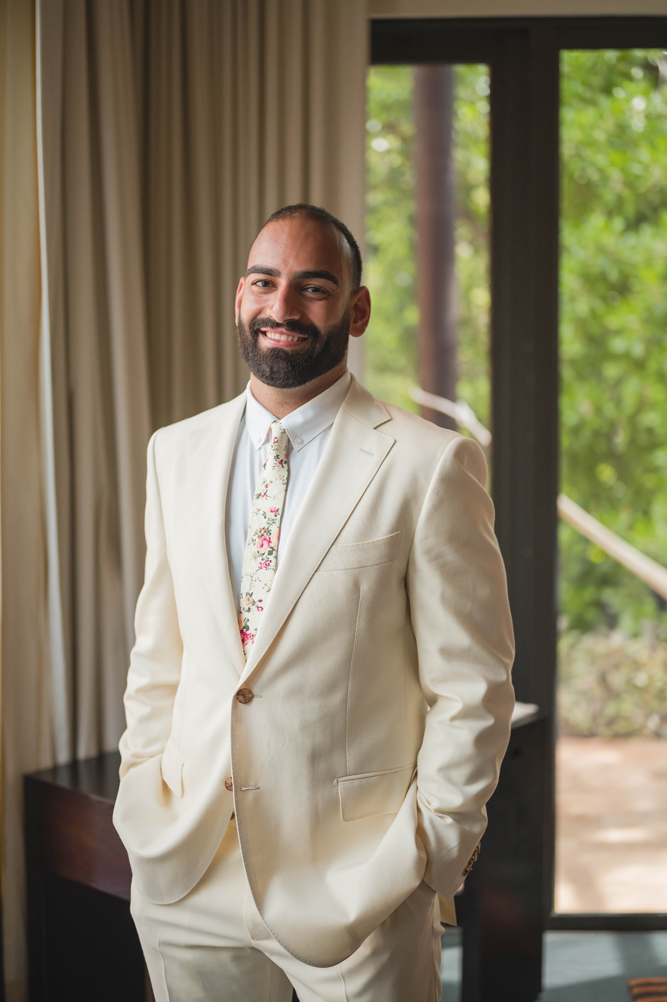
[225,777,233,792]
[236,687,254,704]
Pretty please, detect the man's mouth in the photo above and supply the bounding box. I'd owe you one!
[260,328,310,347]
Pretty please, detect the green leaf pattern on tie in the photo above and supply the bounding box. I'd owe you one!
[238,421,290,658]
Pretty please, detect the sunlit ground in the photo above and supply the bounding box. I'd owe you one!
[555,737,667,913]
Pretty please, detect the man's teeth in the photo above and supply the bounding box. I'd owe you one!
[263,331,306,343]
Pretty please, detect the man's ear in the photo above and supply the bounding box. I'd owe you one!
[234,276,246,321]
[349,286,371,339]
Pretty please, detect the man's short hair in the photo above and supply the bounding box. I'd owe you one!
[262,203,363,290]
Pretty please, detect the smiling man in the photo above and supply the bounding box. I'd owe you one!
[114,204,515,1002]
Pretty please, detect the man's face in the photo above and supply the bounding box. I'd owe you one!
[235,217,363,389]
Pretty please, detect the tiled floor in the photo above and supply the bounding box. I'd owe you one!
[440,930,667,1002]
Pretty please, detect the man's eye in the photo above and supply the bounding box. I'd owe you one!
[252,280,273,289]
[303,285,327,295]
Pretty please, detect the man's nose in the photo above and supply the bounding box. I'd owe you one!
[267,284,300,322]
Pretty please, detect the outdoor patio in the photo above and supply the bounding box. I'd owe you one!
[555,736,667,913]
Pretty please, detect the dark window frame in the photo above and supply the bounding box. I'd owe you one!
[371,16,667,931]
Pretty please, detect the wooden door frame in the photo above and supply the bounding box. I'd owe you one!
[371,16,667,930]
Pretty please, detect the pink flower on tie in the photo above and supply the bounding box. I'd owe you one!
[257,535,272,552]
[240,629,256,646]
[269,506,277,515]
[258,561,270,570]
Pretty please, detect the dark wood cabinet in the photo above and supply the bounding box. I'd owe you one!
[24,755,146,1002]
[24,711,545,1002]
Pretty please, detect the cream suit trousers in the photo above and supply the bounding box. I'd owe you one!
[130,821,443,1002]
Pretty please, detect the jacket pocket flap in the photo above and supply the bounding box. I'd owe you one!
[337,763,415,822]
[160,741,185,797]
[320,531,401,572]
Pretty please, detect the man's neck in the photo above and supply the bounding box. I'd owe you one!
[249,361,348,419]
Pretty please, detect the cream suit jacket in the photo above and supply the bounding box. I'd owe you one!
[113,375,515,969]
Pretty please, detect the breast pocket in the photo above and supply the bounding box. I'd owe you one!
[319,530,402,572]
[336,763,416,822]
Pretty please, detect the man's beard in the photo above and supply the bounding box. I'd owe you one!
[236,311,350,389]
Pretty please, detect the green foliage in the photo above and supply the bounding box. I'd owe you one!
[559,49,667,636]
[451,67,491,428]
[558,628,667,738]
[365,65,491,424]
[366,53,667,648]
[366,67,419,413]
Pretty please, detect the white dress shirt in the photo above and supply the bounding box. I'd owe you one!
[225,370,352,602]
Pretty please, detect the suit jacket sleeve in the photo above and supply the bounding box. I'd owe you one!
[118,430,184,778]
[407,434,515,897]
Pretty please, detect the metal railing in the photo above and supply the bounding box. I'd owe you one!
[410,386,667,603]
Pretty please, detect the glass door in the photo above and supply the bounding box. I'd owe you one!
[369,17,667,981]
[556,47,667,915]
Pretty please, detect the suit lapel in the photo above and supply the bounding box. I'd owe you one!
[241,378,395,681]
[187,392,247,676]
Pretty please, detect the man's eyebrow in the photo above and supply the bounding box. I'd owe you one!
[295,269,339,286]
[245,266,340,287]
[245,266,280,277]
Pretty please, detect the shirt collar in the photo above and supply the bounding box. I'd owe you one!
[244,370,352,452]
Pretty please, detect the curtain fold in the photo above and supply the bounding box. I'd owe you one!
[38,0,150,762]
[1,1,53,997]
[36,0,367,762]
[3,0,367,995]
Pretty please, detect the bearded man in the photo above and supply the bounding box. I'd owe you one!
[113,203,515,1002]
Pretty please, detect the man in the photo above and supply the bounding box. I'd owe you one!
[113,204,515,1002]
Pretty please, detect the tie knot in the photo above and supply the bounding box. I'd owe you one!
[269,421,289,451]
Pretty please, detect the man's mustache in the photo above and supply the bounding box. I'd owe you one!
[248,317,320,341]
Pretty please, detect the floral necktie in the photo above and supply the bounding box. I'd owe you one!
[238,421,290,659]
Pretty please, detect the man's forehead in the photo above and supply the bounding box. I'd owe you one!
[247,218,348,280]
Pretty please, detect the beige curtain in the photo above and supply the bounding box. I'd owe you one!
[135,0,368,430]
[37,0,368,758]
[3,0,367,995]
[1,1,55,998]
